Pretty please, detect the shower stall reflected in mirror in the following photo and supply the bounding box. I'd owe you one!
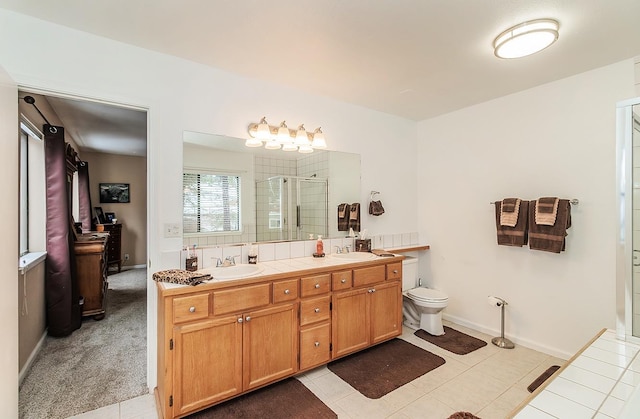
[256,176,328,242]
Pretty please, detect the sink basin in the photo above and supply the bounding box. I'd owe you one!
[331,252,378,261]
[201,264,265,280]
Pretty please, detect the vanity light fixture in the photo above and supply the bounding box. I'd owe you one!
[247,117,327,153]
[493,18,559,59]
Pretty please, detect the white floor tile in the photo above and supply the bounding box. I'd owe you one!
[571,354,626,381]
[544,376,607,410]
[559,364,617,394]
[67,403,120,419]
[529,390,595,419]
[599,395,627,418]
[513,404,557,418]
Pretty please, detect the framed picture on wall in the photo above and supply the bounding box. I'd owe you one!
[99,183,130,203]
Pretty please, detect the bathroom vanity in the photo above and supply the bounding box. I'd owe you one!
[155,254,404,418]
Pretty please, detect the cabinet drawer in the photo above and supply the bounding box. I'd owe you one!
[386,262,402,281]
[173,293,210,324]
[300,274,330,297]
[353,265,386,288]
[300,296,331,326]
[300,322,331,370]
[213,283,271,315]
[332,270,352,290]
[273,279,299,303]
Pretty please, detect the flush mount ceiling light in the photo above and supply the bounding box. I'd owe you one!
[493,18,559,59]
[247,117,327,153]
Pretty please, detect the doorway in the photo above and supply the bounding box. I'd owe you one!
[17,89,150,417]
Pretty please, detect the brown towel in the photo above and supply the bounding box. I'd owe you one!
[495,200,529,247]
[535,197,559,225]
[338,203,350,231]
[152,269,211,286]
[349,202,361,232]
[529,199,571,253]
[500,198,521,227]
[369,200,385,216]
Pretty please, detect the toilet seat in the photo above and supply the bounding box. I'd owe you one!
[407,287,448,302]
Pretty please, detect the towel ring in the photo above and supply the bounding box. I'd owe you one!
[370,191,380,201]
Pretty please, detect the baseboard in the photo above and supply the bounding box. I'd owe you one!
[122,264,146,271]
[443,313,572,360]
[19,329,47,386]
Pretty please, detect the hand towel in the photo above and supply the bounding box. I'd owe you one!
[338,203,350,231]
[495,200,529,247]
[369,200,385,216]
[529,199,571,253]
[499,198,521,227]
[152,269,211,286]
[349,202,361,232]
[535,197,559,226]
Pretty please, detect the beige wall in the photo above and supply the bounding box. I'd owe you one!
[83,152,147,267]
[18,261,46,377]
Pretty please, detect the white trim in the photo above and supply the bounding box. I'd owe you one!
[443,313,571,360]
[18,251,46,275]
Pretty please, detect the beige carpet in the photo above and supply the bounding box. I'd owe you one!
[19,268,148,419]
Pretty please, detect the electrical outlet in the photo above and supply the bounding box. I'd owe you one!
[124,253,130,260]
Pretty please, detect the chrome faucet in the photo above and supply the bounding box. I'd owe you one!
[343,245,351,253]
[335,246,342,254]
[225,255,240,266]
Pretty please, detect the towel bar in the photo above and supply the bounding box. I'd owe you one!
[490,198,579,205]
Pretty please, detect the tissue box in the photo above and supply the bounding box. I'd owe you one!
[355,239,371,252]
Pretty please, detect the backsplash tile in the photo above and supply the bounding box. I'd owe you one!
[178,231,422,268]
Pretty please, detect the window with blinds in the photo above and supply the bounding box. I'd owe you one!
[183,172,241,234]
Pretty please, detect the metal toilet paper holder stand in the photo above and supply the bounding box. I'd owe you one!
[489,296,515,349]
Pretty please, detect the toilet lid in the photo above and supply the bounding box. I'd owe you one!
[407,287,448,301]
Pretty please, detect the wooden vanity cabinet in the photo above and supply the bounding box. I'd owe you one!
[157,257,403,419]
[160,283,298,418]
[299,273,332,371]
[331,264,403,358]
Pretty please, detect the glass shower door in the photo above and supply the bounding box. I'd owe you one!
[293,178,328,241]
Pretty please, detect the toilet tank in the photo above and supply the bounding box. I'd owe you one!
[402,256,418,291]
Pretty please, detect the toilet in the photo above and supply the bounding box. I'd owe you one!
[402,256,449,335]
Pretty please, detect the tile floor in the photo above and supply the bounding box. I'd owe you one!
[69,321,566,419]
[514,329,640,418]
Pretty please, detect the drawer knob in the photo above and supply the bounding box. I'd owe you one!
[245,316,251,322]
[315,284,320,289]
[189,306,196,313]
[314,308,320,313]
[284,289,290,294]
[393,270,398,274]
[341,279,347,283]
[237,317,243,323]
[314,341,320,347]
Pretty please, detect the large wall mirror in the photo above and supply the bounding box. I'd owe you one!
[183,131,361,246]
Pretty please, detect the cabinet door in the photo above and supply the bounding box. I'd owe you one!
[370,281,402,344]
[243,303,298,390]
[332,288,370,358]
[173,315,243,416]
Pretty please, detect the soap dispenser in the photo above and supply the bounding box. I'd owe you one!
[314,235,325,257]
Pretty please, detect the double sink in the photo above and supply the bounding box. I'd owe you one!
[199,252,380,281]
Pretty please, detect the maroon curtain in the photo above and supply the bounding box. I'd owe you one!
[44,124,81,337]
[77,161,93,231]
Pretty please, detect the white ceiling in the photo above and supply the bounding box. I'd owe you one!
[5,0,640,154]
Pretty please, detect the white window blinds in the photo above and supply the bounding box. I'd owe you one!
[183,172,240,234]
